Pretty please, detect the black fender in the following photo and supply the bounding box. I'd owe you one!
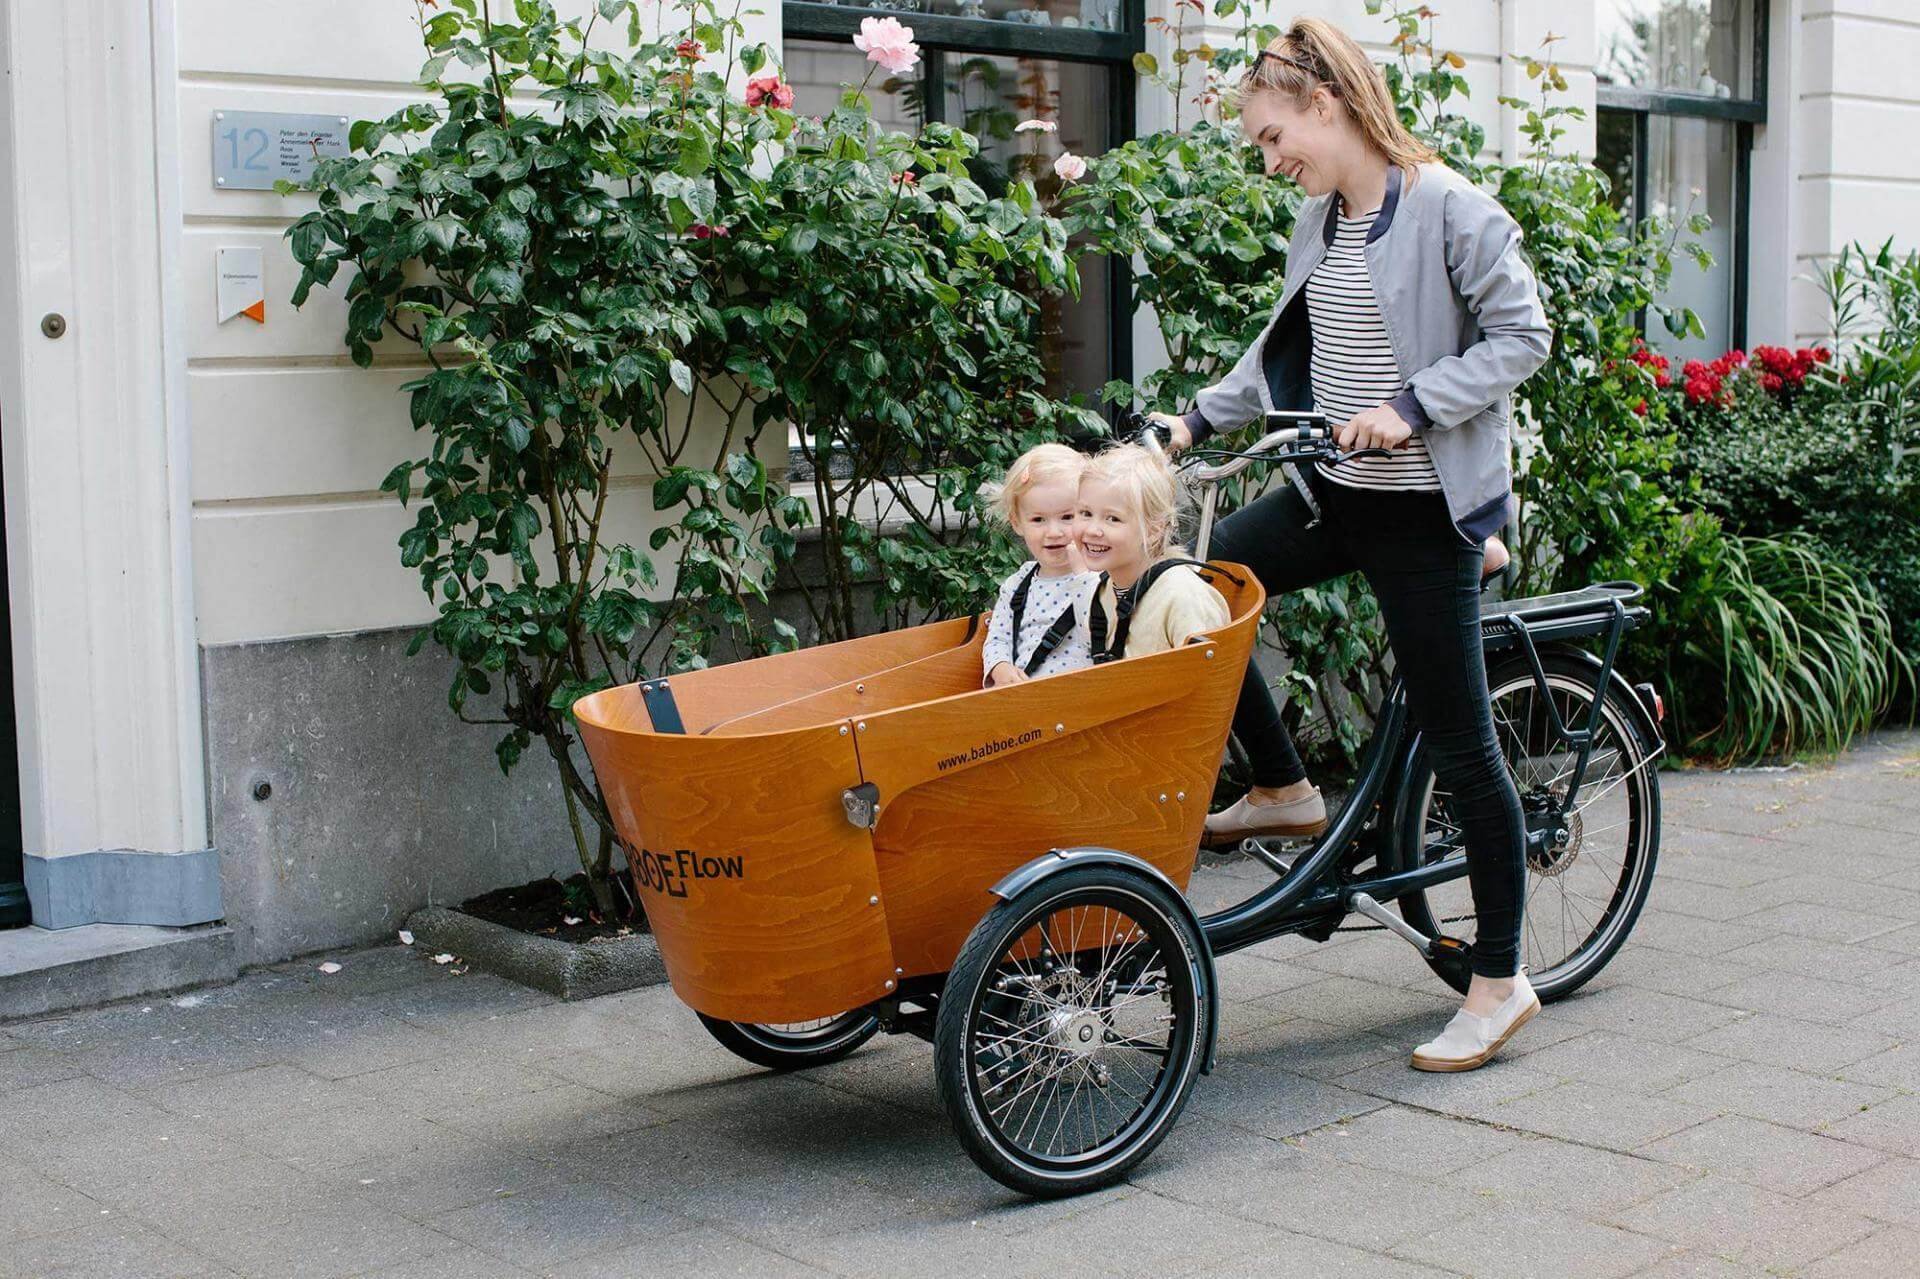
[1387,643,1665,876]
[990,846,1221,1073]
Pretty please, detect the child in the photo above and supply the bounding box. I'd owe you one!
[982,444,1102,687]
[1079,444,1231,659]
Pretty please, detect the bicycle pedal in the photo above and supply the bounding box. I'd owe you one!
[1428,935,1475,984]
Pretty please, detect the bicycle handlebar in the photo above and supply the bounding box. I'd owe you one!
[1119,410,1394,483]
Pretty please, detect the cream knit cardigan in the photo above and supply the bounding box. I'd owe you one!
[1091,563,1233,659]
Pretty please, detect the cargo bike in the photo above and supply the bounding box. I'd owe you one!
[573,414,1666,1197]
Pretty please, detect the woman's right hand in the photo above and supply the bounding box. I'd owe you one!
[1145,412,1193,455]
[986,662,1029,687]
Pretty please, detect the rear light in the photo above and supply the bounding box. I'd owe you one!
[1634,681,1665,723]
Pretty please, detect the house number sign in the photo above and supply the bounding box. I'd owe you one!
[212,110,350,190]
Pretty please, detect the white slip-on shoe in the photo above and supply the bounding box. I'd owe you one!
[1410,971,1539,1073]
[1203,787,1328,846]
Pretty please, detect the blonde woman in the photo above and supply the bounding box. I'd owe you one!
[1149,18,1551,1071]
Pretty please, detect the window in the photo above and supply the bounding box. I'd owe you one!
[784,0,1142,406]
[1594,0,1763,361]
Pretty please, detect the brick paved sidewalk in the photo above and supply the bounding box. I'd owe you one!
[3,731,1917,1278]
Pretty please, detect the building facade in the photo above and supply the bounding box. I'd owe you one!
[0,0,1909,999]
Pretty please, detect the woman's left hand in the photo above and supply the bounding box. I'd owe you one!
[1338,404,1413,452]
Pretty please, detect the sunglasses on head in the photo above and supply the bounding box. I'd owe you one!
[1247,48,1328,84]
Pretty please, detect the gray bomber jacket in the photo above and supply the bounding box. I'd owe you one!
[1184,162,1551,542]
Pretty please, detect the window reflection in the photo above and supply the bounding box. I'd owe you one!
[797,0,1125,33]
[1647,115,1736,361]
[1596,0,1755,100]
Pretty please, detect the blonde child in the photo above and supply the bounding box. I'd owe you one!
[1079,444,1231,659]
[982,444,1102,688]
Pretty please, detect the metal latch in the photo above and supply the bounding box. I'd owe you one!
[842,782,881,829]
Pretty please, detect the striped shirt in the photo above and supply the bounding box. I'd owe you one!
[1307,207,1442,492]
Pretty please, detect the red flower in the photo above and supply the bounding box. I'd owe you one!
[892,170,917,185]
[1654,372,1671,389]
[675,39,703,61]
[1725,348,1746,367]
[1682,359,1710,381]
[689,223,729,239]
[1633,399,1648,417]
[744,74,794,109]
[1813,346,1832,364]
[1760,372,1784,394]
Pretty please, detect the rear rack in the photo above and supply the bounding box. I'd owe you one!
[1481,581,1648,651]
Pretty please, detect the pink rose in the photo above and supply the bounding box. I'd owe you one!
[745,75,794,110]
[853,16,921,75]
[1052,152,1087,182]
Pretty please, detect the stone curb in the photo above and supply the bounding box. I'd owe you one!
[404,905,667,1001]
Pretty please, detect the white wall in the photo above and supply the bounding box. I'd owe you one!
[177,0,782,645]
[1787,0,1920,343]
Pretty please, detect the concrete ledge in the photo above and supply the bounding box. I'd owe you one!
[24,847,223,929]
[0,923,238,1021]
[406,906,666,1002]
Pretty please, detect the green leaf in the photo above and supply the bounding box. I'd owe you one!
[1133,51,1159,76]
[676,129,712,177]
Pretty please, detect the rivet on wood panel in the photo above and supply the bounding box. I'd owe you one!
[885,980,896,990]
[839,725,849,735]
[1054,723,1065,732]
[895,967,904,975]
[856,683,866,693]
[869,895,880,905]
[857,721,867,731]
[1158,793,1168,803]
[1205,649,1215,659]
[1176,791,1186,801]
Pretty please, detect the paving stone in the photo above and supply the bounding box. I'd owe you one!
[1638,1115,1887,1196]
[766,1211,1088,1279]
[1644,876,1785,922]
[1212,1015,1406,1082]
[1682,1011,1897,1073]
[426,1181,694,1271]
[1441,1138,1697,1215]
[352,1243,536,1278]
[1865,923,1920,956]
[1288,1104,1528,1178]
[0,1217,224,1278]
[1336,1057,1566,1121]
[146,1062,369,1132]
[1835,1040,1920,1091]
[235,1105,463,1173]
[1213,950,1335,1001]
[1480,1080,1717,1151]
[0,1163,104,1245]
[1191,1062,1388,1140]
[1624,1251,1772,1278]
[1133,1126,1487,1254]
[0,1044,84,1092]
[326,1130,576,1222]
[1613,912,1768,961]
[564,1230,833,1279]
[1732,901,1914,945]
[1391,1203,1674,1279]
[1708,971,1901,1026]
[1179,1230,1460,1279]
[184,1201,453,1279]
[342,1053,566,1120]
[1716,936,1917,988]
[1809,1158,1920,1229]
[81,1150,316,1230]
[1801,1226,1920,1279]
[430,1082,663,1157]
[1514,1029,1730,1093]
[1817,1093,1920,1157]
[1661,1061,1898,1131]
[1254,976,1456,1034]
[1610,1175,1879,1272]
[352,972,556,1032]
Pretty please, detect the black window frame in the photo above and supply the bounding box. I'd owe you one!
[1595,0,1767,348]
[783,0,1146,396]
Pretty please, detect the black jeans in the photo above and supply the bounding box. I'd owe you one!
[1210,474,1527,979]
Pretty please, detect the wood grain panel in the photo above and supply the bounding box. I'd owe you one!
[578,615,980,736]
[573,716,897,1023]
[858,566,1264,976]
[706,630,987,736]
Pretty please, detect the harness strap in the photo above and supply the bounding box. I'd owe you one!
[1090,559,1244,665]
[1005,562,1083,677]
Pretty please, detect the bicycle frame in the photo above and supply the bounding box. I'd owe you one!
[1164,418,1653,963]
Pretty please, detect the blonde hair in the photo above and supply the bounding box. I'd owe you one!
[1238,17,1436,179]
[1085,443,1185,562]
[992,443,1089,526]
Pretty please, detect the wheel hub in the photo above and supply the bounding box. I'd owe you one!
[1526,805,1583,876]
[1050,1008,1108,1059]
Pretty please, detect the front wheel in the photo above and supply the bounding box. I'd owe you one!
[935,864,1210,1198]
[697,1011,881,1071]
[1396,650,1662,1002]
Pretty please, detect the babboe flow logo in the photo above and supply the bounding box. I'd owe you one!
[622,839,746,898]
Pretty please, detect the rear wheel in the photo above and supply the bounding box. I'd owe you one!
[1396,651,1661,1002]
[697,1011,880,1071]
[935,865,1210,1198]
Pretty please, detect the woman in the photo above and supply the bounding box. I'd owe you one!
[1149,17,1551,1071]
